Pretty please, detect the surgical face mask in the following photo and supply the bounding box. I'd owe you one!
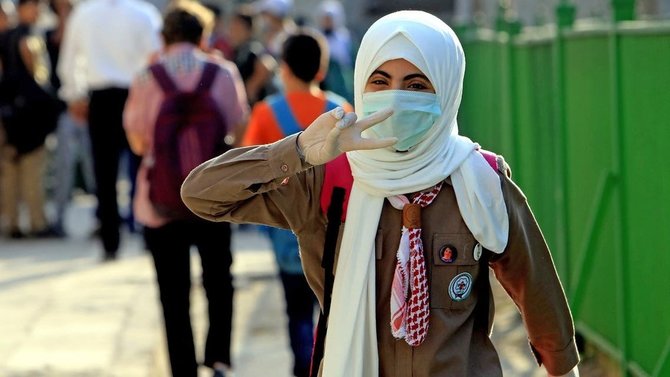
[362,90,441,151]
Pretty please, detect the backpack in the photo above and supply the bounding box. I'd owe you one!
[261,93,342,273]
[266,92,341,136]
[147,61,228,219]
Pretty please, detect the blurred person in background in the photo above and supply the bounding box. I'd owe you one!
[124,1,248,376]
[0,0,15,32]
[316,0,353,102]
[240,28,350,377]
[57,0,162,260]
[0,0,16,216]
[46,0,95,237]
[203,2,233,60]
[254,0,294,58]
[0,0,60,239]
[227,5,276,106]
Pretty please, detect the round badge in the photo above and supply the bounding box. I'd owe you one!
[439,245,457,263]
[473,243,483,261]
[449,272,473,301]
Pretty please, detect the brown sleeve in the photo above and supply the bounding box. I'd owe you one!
[490,175,580,376]
[180,134,323,231]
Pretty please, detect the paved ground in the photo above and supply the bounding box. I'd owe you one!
[0,195,580,377]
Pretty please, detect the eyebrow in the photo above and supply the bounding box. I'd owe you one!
[370,69,391,79]
[369,70,430,82]
[403,73,430,81]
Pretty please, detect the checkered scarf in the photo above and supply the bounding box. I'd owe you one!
[389,182,443,346]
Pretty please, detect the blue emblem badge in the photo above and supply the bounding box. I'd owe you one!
[449,272,473,301]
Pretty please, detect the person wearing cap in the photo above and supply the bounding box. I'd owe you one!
[254,0,295,58]
[316,0,354,102]
[181,10,580,377]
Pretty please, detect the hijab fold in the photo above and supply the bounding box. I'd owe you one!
[322,11,509,376]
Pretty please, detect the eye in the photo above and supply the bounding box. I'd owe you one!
[407,80,433,92]
[367,76,389,87]
[408,82,428,90]
[365,75,391,92]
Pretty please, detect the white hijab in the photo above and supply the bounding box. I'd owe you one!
[322,11,509,376]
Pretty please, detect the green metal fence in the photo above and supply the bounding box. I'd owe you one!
[457,3,670,377]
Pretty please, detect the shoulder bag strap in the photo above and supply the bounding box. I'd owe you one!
[310,186,345,377]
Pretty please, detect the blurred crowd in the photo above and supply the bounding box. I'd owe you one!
[0,0,356,376]
[0,0,355,242]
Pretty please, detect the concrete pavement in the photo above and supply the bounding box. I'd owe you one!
[0,195,561,377]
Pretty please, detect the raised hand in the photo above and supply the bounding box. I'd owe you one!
[297,107,396,166]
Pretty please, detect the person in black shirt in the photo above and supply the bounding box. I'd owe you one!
[228,7,276,106]
[0,0,59,238]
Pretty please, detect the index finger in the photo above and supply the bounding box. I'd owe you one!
[355,108,394,131]
[353,136,398,151]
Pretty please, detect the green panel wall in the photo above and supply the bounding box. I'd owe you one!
[459,22,670,376]
[618,31,670,374]
[460,38,504,149]
[510,41,559,254]
[561,33,621,347]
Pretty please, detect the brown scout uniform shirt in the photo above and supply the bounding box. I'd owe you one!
[181,135,580,377]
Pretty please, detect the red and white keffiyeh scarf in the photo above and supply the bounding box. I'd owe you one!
[388,182,443,346]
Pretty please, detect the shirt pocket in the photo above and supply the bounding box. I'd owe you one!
[430,233,480,310]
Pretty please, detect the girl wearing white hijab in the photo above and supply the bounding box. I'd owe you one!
[182,10,580,377]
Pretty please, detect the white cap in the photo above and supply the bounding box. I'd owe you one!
[254,0,293,18]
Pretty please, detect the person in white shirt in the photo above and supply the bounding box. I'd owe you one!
[57,0,162,260]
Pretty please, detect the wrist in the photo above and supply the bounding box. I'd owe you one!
[296,132,306,163]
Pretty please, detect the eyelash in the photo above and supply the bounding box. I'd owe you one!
[408,82,428,90]
[370,79,388,86]
[367,78,431,91]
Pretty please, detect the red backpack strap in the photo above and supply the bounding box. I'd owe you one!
[197,62,219,92]
[478,149,498,170]
[477,148,512,178]
[149,63,177,94]
[320,154,353,222]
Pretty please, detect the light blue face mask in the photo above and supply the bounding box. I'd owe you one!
[361,90,442,151]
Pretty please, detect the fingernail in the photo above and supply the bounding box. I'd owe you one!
[331,107,344,120]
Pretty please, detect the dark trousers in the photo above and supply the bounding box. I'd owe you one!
[279,271,317,377]
[144,219,234,377]
[88,88,140,255]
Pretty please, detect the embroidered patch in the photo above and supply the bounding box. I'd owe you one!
[449,272,473,301]
[473,243,483,261]
[439,245,457,263]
